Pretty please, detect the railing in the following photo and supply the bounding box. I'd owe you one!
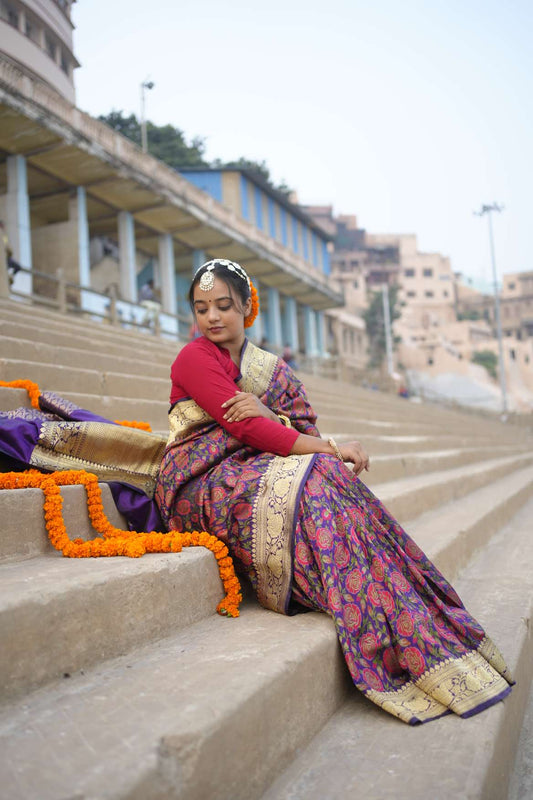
[1,264,192,342]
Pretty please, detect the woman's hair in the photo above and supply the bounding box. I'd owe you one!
[189,259,251,312]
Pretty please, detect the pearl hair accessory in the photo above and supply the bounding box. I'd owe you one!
[196,259,251,292]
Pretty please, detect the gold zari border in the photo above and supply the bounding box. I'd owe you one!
[252,453,313,614]
[365,636,511,723]
[30,421,166,497]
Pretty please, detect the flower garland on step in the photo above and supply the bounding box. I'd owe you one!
[0,379,152,432]
[0,469,242,617]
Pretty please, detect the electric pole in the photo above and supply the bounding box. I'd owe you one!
[474,203,507,417]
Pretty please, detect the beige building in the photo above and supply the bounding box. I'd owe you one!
[0,0,78,103]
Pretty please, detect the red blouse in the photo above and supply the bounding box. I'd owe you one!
[169,337,300,457]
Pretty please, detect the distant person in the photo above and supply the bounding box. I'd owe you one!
[259,336,270,352]
[0,221,22,287]
[138,279,161,328]
[282,343,298,370]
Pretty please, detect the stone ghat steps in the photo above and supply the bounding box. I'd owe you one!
[260,497,533,800]
[0,300,181,358]
[2,459,533,705]
[1,478,532,800]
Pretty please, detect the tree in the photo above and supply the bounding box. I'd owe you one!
[471,350,498,380]
[98,111,207,168]
[362,285,402,369]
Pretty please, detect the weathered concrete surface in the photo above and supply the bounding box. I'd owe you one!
[260,498,533,800]
[0,604,349,800]
[0,549,224,700]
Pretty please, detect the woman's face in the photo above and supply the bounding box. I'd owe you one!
[192,275,251,351]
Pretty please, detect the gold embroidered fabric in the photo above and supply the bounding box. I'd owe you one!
[166,341,278,445]
[30,421,166,496]
[252,453,314,613]
[167,399,214,444]
[365,637,511,723]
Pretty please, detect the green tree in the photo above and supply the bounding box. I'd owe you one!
[98,111,207,168]
[362,285,402,368]
[212,156,292,196]
[471,350,498,380]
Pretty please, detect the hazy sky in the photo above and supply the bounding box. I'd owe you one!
[72,0,532,288]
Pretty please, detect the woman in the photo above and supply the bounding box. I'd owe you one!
[155,258,512,725]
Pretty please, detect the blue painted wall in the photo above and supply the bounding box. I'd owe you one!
[254,187,263,230]
[180,170,223,203]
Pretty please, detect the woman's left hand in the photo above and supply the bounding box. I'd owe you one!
[222,391,278,423]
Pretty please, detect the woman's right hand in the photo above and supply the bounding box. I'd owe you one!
[338,441,370,475]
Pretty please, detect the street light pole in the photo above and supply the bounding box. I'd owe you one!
[382,283,394,377]
[140,79,154,153]
[474,203,507,416]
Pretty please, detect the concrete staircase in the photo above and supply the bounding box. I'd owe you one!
[0,296,532,800]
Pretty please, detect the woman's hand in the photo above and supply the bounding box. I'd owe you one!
[338,441,370,476]
[222,391,278,423]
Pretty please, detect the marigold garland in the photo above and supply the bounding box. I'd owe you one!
[0,469,242,617]
[244,281,259,329]
[0,379,152,432]
[0,379,41,408]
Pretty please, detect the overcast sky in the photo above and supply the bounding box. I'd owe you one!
[72,0,532,288]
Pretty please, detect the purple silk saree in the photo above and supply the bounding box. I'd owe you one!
[156,340,513,724]
[0,392,165,531]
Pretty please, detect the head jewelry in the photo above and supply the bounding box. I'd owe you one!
[196,259,251,292]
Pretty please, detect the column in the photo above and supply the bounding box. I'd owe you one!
[74,187,90,287]
[316,310,326,356]
[192,248,206,274]
[6,155,32,294]
[303,305,318,357]
[267,286,282,349]
[117,211,136,301]
[283,296,299,351]
[158,234,177,315]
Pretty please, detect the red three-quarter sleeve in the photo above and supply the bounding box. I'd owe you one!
[170,339,300,457]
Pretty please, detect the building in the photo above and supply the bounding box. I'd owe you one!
[0,1,343,351]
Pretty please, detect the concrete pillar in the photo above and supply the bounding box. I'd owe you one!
[192,249,206,274]
[316,310,326,356]
[283,296,299,352]
[247,309,263,345]
[6,155,32,294]
[73,187,90,287]
[267,286,283,349]
[117,211,136,301]
[158,234,177,315]
[303,305,318,357]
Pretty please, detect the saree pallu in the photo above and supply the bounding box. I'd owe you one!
[155,341,513,724]
[0,392,166,531]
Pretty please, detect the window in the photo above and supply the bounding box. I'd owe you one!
[44,31,57,60]
[353,280,359,289]
[508,282,515,290]
[404,268,415,278]
[0,1,19,27]
[425,290,434,298]
[406,291,416,298]
[443,290,449,297]
[423,268,433,278]
[60,50,69,74]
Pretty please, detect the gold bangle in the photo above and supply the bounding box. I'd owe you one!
[328,437,344,462]
[277,413,291,428]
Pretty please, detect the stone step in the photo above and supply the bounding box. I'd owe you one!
[0,300,182,355]
[370,453,533,521]
[0,548,225,701]
[1,459,532,703]
[0,600,349,800]
[0,358,170,401]
[1,478,532,799]
[0,314,181,364]
[0,335,174,379]
[0,483,127,561]
[260,496,533,800]
[364,445,529,485]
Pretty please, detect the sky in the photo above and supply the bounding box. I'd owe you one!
[72,0,532,289]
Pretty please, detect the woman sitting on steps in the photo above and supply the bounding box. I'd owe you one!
[154,258,513,725]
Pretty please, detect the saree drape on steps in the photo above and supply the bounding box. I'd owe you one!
[156,339,513,724]
[0,392,165,531]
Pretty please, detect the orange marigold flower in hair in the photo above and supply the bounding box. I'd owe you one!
[244,281,259,329]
